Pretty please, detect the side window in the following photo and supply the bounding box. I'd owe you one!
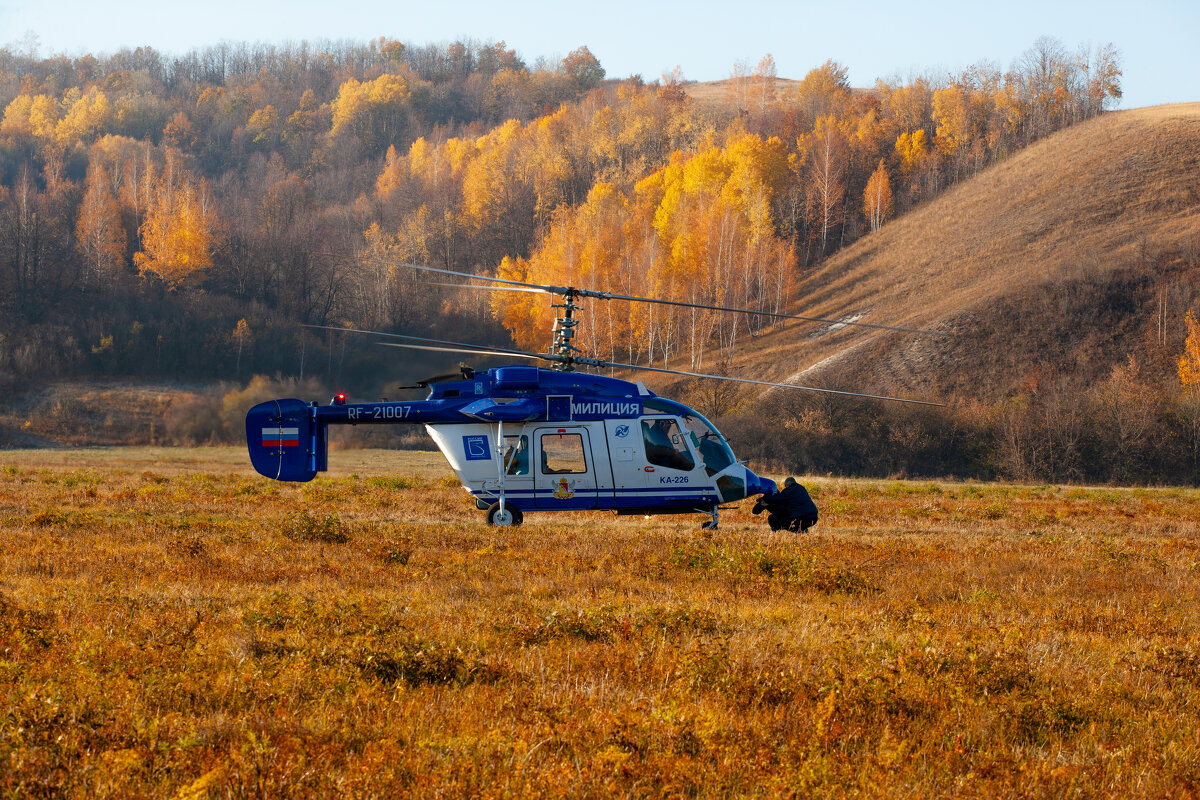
[540,433,587,474]
[502,435,529,475]
[641,418,696,471]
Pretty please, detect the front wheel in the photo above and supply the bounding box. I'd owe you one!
[486,502,523,526]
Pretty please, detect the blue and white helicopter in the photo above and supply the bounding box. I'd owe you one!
[246,264,941,528]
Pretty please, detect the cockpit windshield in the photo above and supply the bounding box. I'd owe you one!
[643,398,736,477]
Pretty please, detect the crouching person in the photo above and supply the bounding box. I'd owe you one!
[753,477,818,532]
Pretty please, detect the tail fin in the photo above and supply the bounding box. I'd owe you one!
[246,398,327,481]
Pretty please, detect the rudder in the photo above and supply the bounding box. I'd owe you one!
[246,398,326,481]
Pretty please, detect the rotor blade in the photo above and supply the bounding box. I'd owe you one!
[579,357,944,406]
[301,323,941,405]
[419,280,545,294]
[386,260,943,337]
[301,324,543,360]
[379,342,546,360]
[391,261,560,294]
[586,293,945,337]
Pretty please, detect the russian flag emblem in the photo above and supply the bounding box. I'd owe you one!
[262,427,300,447]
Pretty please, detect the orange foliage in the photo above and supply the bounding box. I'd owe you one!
[895,129,928,171]
[133,153,216,288]
[1179,312,1200,388]
[499,134,795,369]
[863,159,892,233]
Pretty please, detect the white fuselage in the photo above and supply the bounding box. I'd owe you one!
[425,413,746,514]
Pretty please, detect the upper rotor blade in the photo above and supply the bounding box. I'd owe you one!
[588,293,945,337]
[419,280,546,295]
[387,260,943,337]
[581,357,944,406]
[301,323,544,360]
[302,323,942,405]
[379,342,546,360]
[391,262,560,294]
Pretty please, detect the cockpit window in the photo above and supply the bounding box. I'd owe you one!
[641,417,695,471]
[644,398,736,476]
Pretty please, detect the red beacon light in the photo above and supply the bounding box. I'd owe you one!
[331,392,347,405]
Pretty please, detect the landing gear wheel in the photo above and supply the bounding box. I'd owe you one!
[486,502,523,527]
[701,520,718,531]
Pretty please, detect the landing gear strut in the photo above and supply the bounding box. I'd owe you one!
[700,506,719,530]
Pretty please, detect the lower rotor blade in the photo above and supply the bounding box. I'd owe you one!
[587,358,944,406]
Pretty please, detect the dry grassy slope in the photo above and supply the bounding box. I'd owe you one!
[713,103,1200,402]
[0,382,206,447]
[682,77,804,104]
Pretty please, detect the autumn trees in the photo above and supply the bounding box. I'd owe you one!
[75,162,125,291]
[491,134,794,369]
[863,160,892,233]
[0,33,1126,393]
[133,152,216,289]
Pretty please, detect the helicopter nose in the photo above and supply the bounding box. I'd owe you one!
[744,468,776,498]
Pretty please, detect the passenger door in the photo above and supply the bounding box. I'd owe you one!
[533,427,598,509]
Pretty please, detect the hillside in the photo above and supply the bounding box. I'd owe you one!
[717,104,1200,402]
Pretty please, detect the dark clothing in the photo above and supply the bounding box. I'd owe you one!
[768,513,816,532]
[756,483,818,532]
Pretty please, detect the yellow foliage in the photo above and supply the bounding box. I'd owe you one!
[55,87,111,144]
[932,86,969,157]
[246,104,279,144]
[134,156,215,289]
[1179,312,1200,388]
[1,93,60,139]
[895,129,928,171]
[329,73,411,147]
[863,159,893,233]
[878,78,932,134]
[0,94,33,136]
[494,255,545,351]
[499,134,795,364]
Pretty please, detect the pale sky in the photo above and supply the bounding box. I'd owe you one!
[0,0,1195,109]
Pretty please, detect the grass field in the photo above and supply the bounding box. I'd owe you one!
[2,447,1199,798]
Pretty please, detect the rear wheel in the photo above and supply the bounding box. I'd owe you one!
[486,502,523,526]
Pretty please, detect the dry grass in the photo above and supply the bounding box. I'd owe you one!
[2,447,1199,797]
[712,103,1200,398]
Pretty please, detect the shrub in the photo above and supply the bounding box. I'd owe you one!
[281,509,351,543]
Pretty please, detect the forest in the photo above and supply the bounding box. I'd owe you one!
[6,34,1178,484]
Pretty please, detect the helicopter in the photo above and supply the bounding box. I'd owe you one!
[245,262,942,529]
